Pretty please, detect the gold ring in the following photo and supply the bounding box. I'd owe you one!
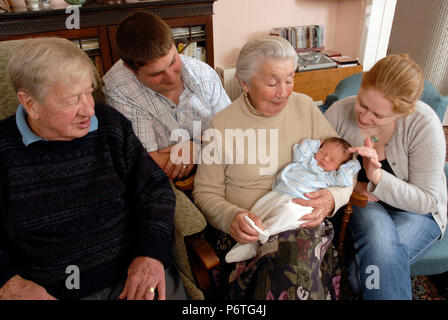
[182,165,188,169]
[148,287,155,293]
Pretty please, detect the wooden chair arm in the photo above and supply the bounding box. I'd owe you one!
[185,233,220,299]
[337,191,368,262]
[174,174,195,191]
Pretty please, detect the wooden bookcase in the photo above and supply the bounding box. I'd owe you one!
[294,64,363,103]
[0,0,216,77]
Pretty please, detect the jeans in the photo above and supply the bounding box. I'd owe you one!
[346,202,441,300]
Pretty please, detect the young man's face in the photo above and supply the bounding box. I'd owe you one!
[314,142,348,172]
[133,44,183,95]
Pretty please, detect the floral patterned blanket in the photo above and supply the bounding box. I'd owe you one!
[207,220,341,300]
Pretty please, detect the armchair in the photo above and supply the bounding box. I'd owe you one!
[0,39,219,300]
[327,72,448,277]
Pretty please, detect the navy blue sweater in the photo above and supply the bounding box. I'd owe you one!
[0,104,175,299]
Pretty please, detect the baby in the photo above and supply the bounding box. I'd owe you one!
[225,137,361,263]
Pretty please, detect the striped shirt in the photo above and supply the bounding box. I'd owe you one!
[103,55,231,152]
[273,138,361,198]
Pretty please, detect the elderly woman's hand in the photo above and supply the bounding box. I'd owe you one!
[293,189,335,228]
[347,138,382,185]
[230,211,263,244]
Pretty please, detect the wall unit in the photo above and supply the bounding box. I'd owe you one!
[0,0,216,77]
[294,65,363,103]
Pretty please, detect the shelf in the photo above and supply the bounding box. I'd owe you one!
[0,0,216,72]
[294,64,363,103]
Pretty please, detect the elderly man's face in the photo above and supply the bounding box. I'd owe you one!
[25,75,95,141]
[241,57,295,117]
[133,44,183,95]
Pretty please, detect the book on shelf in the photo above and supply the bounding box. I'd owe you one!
[321,49,341,57]
[337,63,359,68]
[177,41,205,62]
[271,25,324,51]
[171,26,205,40]
[71,38,100,52]
[296,51,337,72]
[331,55,358,64]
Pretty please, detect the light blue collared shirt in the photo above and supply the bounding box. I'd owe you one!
[15,104,98,146]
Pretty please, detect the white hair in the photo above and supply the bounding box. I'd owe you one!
[7,37,98,103]
[235,35,298,84]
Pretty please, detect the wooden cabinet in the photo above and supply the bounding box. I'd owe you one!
[0,0,216,77]
[294,65,363,103]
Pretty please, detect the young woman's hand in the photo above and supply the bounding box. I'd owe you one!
[348,138,382,185]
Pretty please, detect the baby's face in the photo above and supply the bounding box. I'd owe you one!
[314,142,347,171]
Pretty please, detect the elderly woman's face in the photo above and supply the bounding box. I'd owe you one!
[242,57,295,117]
[26,75,95,141]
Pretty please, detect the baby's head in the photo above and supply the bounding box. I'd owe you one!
[314,137,352,171]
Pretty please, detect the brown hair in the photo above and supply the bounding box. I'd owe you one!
[321,137,352,164]
[116,12,174,72]
[361,54,424,115]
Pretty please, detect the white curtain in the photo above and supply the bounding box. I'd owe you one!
[389,0,448,95]
[421,0,448,95]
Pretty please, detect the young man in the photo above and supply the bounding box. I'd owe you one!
[103,12,231,180]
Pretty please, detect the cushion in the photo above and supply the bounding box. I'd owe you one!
[421,81,448,122]
[410,234,448,275]
[324,72,362,110]
[0,39,29,120]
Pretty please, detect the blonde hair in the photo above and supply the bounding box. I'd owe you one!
[361,54,424,115]
[7,37,98,103]
[236,35,298,84]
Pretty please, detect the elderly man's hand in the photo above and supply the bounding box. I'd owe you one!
[293,189,335,228]
[0,275,57,300]
[119,256,165,300]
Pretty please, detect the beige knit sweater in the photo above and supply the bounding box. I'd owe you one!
[193,92,354,234]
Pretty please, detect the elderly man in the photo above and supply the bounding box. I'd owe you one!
[0,37,185,300]
[103,12,231,181]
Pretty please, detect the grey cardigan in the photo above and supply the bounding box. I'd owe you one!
[325,96,447,237]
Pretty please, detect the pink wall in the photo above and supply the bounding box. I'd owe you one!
[213,0,364,67]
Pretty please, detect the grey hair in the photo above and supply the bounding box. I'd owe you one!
[235,35,298,84]
[7,37,98,103]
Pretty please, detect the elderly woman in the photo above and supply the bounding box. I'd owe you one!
[0,38,185,300]
[325,54,447,299]
[193,36,353,300]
